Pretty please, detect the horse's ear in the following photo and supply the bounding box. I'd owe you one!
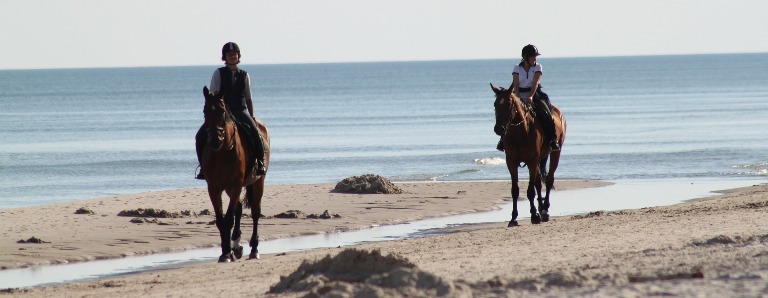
[490,83,499,93]
[203,86,209,96]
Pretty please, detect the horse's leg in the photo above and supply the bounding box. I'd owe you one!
[248,180,265,259]
[543,106,565,223]
[528,163,542,224]
[507,160,520,227]
[208,187,233,263]
[538,155,550,222]
[216,187,241,263]
[543,150,561,222]
[231,195,244,260]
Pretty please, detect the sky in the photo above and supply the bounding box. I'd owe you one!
[1,0,767,70]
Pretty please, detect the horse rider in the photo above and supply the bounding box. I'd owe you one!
[498,44,560,152]
[195,42,267,179]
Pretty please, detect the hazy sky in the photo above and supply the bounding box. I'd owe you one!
[2,0,767,69]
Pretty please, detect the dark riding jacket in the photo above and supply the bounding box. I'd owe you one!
[218,67,248,112]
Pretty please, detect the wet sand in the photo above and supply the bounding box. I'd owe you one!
[3,180,768,297]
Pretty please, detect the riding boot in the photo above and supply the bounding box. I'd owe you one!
[546,120,560,152]
[549,139,560,152]
[247,123,267,176]
[256,159,266,176]
[195,125,206,180]
[496,138,504,152]
[534,99,559,152]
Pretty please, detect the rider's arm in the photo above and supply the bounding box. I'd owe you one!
[528,64,543,101]
[511,64,520,97]
[210,69,221,95]
[529,72,542,101]
[512,73,521,98]
[244,73,254,117]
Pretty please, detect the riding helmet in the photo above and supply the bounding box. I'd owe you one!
[221,42,241,61]
[522,44,541,58]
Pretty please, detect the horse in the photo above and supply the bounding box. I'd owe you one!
[201,86,270,262]
[491,84,566,227]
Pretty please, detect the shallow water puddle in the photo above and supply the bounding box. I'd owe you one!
[1,178,763,289]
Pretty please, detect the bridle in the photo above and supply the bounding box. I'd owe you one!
[206,99,237,151]
[495,89,530,135]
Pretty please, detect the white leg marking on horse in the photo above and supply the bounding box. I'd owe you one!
[232,236,241,249]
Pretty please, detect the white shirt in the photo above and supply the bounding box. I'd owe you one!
[512,63,543,89]
[209,68,253,101]
[513,63,542,99]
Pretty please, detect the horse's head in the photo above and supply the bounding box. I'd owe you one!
[491,83,528,137]
[202,86,233,151]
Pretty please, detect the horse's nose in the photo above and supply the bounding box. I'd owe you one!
[494,125,504,136]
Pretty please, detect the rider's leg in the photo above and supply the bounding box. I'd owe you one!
[234,110,266,175]
[195,124,207,179]
[534,100,559,151]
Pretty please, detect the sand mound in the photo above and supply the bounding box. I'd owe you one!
[333,174,404,194]
[269,248,465,297]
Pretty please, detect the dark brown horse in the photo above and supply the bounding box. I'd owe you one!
[491,84,566,227]
[201,86,270,262]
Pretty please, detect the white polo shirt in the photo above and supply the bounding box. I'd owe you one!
[513,63,542,99]
[512,63,543,89]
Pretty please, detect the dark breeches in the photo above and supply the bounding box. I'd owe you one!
[533,93,556,140]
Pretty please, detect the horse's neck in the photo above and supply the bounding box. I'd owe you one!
[509,98,531,134]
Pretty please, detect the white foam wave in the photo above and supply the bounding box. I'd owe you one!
[731,162,768,176]
[474,157,505,165]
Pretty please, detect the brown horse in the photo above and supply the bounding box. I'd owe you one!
[491,84,566,227]
[201,86,270,262]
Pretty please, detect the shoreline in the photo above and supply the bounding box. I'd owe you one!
[0,180,606,271]
[0,180,765,296]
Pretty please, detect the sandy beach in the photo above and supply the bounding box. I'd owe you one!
[2,179,768,297]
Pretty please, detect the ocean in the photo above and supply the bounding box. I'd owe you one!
[1,53,767,208]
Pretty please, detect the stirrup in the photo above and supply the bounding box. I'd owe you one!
[195,165,205,180]
[496,140,504,152]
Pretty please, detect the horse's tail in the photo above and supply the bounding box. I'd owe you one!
[243,185,254,209]
[538,156,548,182]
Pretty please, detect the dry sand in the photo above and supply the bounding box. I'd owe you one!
[2,180,768,297]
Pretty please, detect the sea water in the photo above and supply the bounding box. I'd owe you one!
[1,53,767,208]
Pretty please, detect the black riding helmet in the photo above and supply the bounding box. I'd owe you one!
[221,42,241,61]
[522,44,541,59]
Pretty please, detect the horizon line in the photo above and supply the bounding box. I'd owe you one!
[2,51,766,71]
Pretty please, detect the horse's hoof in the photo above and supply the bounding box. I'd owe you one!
[507,220,519,227]
[218,254,232,263]
[233,245,244,260]
[531,214,542,224]
[541,213,550,222]
[248,252,260,260]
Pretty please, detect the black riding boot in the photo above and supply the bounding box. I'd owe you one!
[195,124,206,180]
[548,137,560,152]
[545,119,559,152]
[249,127,266,175]
[497,138,504,152]
[534,100,559,152]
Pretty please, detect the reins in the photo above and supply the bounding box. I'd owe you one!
[223,111,237,151]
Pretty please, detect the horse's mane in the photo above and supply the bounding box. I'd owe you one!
[205,96,238,124]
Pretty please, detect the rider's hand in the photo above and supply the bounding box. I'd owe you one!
[523,97,533,104]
